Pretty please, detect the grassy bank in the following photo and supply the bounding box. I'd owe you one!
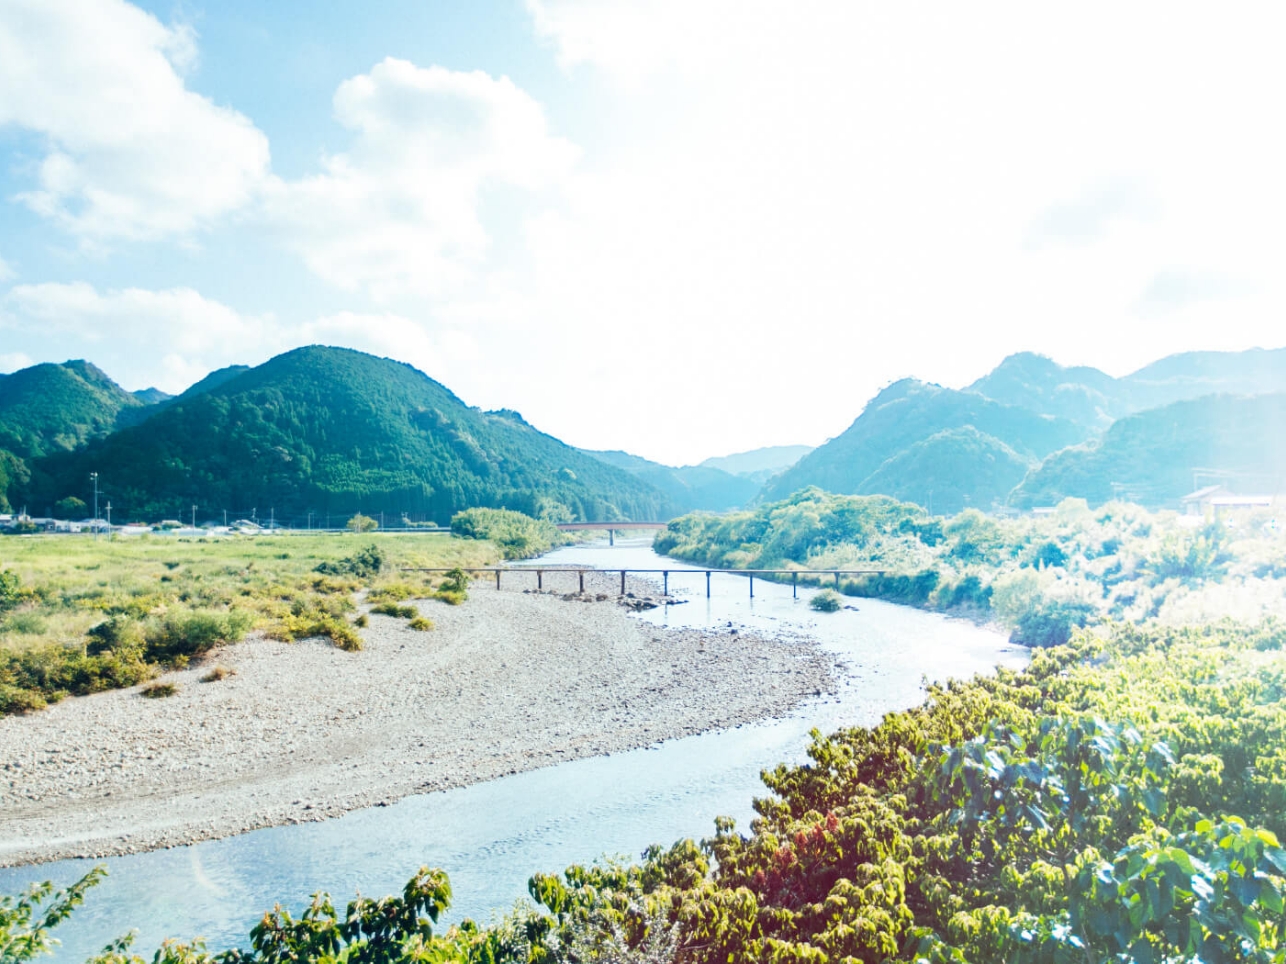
[656,487,1286,646]
[0,531,496,714]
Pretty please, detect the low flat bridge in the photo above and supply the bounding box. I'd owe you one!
[403,566,885,598]
[555,521,668,545]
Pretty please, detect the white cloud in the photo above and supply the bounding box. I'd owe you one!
[0,352,33,373]
[0,0,269,241]
[265,58,578,300]
[0,282,478,396]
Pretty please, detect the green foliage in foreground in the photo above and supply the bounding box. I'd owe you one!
[656,487,1286,646]
[14,620,1286,963]
[451,507,570,560]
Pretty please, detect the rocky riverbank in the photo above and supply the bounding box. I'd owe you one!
[0,580,835,867]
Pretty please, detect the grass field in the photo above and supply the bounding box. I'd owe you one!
[0,531,498,713]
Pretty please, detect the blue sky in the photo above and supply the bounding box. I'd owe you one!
[3,1,1286,465]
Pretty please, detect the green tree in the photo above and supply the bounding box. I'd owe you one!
[53,497,87,519]
[347,513,379,533]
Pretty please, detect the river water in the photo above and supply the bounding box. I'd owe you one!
[1,539,1025,959]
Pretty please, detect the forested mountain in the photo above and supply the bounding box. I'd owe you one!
[761,379,1087,511]
[0,360,144,459]
[1011,393,1286,508]
[698,445,813,484]
[967,353,1122,429]
[23,347,671,523]
[583,449,759,512]
[969,347,1286,429]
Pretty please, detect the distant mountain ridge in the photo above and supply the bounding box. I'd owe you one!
[699,445,813,484]
[0,360,143,459]
[20,347,673,523]
[761,378,1088,513]
[583,449,760,513]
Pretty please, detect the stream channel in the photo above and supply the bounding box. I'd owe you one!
[2,538,1027,959]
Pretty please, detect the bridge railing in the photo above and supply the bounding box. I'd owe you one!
[401,566,886,598]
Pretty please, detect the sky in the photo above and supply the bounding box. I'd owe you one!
[2,1,1285,466]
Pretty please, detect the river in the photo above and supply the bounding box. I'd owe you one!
[1,538,1025,959]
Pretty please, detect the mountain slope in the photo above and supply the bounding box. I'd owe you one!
[857,426,1031,515]
[968,353,1120,429]
[1011,393,1286,508]
[25,347,671,523]
[762,379,1088,508]
[585,450,759,512]
[969,347,1286,428]
[0,360,144,459]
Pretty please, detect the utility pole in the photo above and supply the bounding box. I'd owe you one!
[90,472,99,539]
[192,505,197,529]
[105,502,111,530]
[270,507,275,529]
[223,509,228,527]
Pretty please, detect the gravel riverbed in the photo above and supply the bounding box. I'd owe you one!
[0,578,835,867]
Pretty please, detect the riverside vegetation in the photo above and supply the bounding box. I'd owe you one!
[7,495,1286,961]
[7,620,1286,963]
[655,487,1286,647]
[0,532,494,715]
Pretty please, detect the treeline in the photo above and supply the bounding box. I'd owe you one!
[655,487,1286,646]
[13,619,1286,962]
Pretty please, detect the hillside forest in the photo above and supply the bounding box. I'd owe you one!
[3,344,1286,523]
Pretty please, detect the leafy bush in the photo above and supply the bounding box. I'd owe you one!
[450,508,567,560]
[139,682,177,699]
[278,612,363,651]
[314,544,385,579]
[408,616,433,631]
[143,610,253,663]
[0,568,21,613]
[200,665,235,682]
[370,602,417,619]
[809,589,842,612]
[347,513,379,533]
[433,590,466,606]
[2,610,47,635]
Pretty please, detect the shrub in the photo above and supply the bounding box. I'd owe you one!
[354,613,369,628]
[371,602,417,619]
[3,611,47,635]
[1011,599,1096,648]
[143,609,253,663]
[0,683,47,714]
[0,568,21,613]
[367,582,420,603]
[408,616,434,631]
[810,590,842,612]
[139,682,177,698]
[85,616,145,655]
[450,508,567,560]
[433,590,466,606]
[278,612,363,651]
[346,513,379,533]
[200,665,235,682]
[314,544,385,579]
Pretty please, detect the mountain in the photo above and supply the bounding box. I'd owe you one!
[24,347,672,523]
[1011,393,1286,508]
[969,347,1286,429]
[698,444,813,485]
[761,379,1088,510]
[856,426,1031,516]
[1122,347,1286,411]
[584,450,759,512]
[132,387,173,406]
[0,360,143,459]
[967,353,1120,429]
[116,364,254,429]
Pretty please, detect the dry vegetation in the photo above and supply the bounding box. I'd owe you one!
[0,531,496,713]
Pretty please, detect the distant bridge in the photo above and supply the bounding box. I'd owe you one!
[555,520,668,544]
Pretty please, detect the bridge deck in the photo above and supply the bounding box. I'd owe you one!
[402,565,886,599]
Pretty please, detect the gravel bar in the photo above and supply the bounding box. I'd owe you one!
[0,580,835,867]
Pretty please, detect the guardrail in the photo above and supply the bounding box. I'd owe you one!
[401,566,886,598]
